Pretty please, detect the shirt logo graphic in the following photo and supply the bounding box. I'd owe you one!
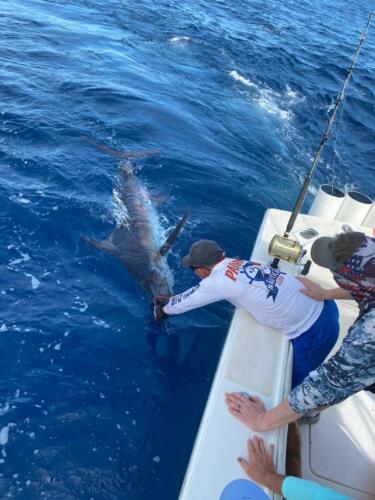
[240,263,285,302]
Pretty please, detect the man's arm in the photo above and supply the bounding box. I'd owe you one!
[163,278,224,315]
[297,277,353,301]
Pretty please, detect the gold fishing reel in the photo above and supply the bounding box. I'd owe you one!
[268,234,304,264]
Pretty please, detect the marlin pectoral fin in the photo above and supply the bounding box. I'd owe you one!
[159,209,191,257]
[81,234,119,256]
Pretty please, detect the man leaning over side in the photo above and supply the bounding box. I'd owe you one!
[154,239,340,390]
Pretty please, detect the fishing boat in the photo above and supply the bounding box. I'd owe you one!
[179,14,375,500]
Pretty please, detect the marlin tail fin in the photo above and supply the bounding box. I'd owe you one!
[83,136,161,160]
[159,210,191,257]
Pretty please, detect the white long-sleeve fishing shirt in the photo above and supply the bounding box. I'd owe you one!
[164,258,323,340]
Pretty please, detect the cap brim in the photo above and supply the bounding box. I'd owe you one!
[182,254,192,267]
[310,237,339,271]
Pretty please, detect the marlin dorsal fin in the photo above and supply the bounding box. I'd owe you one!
[159,210,190,257]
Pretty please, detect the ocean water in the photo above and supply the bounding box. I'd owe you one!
[0,0,374,498]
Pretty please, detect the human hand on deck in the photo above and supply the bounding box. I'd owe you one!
[238,436,283,494]
[296,277,326,301]
[224,392,266,432]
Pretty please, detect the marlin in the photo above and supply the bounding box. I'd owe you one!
[83,144,189,297]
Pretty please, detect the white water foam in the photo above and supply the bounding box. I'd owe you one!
[72,301,88,312]
[0,426,9,446]
[229,70,257,89]
[170,36,190,46]
[10,193,31,205]
[8,252,30,267]
[112,188,130,228]
[285,84,304,105]
[25,273,40,290]
[93,318,110,329]
[0,423,15,447]
[0,403,10,416]
[229,70,304,121]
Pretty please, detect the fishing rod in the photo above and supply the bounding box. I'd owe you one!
[270,12,373,269]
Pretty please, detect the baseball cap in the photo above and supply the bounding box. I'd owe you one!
[182,240,225,268]
[310,232,366,272]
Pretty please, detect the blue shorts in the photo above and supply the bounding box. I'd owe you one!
[291,300,340,389]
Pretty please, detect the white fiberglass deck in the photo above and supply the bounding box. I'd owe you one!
[179,208,375,500]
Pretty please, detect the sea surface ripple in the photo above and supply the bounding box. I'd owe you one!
[0,0,374,498]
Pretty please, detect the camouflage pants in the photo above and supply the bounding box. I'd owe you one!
[289,307,375,413]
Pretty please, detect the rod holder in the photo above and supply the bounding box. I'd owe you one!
[308,184,345,219]
[335,191,372,225]
[362,201,375,228]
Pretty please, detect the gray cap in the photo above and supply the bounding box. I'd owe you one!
[182,240,224,268]
[310,232,366,272]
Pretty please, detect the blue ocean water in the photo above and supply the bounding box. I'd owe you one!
[0,0,374,498]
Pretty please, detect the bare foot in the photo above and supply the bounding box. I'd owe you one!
[225,392,266,432]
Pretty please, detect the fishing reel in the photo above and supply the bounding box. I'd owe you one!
[268,234,311,275]
[269,234,304,263]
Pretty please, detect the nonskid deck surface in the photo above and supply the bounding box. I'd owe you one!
[179,209,375,500]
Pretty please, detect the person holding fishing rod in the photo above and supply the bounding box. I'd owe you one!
[225,13,375,434]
